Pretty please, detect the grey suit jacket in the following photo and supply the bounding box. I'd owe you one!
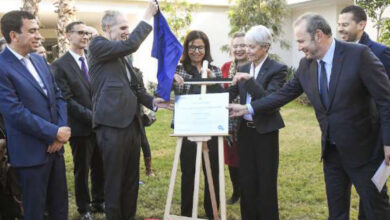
[229,57,287,134]
[88,21,154,128]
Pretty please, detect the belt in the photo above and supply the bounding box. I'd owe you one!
[244,120,256,128]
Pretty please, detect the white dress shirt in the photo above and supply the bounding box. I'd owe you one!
[8,46,47,95]
[244,55,267,121]
[317,38,335,89]
[68,49,88,70]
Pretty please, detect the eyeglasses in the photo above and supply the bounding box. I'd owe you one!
[189,46,205,53]
[70,30,92,36]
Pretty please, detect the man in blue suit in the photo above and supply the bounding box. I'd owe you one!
[229,13,390,219]
[338,5,390,78]
[0,11,70,220]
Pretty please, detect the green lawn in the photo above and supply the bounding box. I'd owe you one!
[65,101,375,220]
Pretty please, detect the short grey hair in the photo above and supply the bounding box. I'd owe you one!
[294,13,332,39]
[245,25,272,48]
[101,10,123,32]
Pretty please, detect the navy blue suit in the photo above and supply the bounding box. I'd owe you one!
[357,31,390,220]
[0,47,68,220]
[251,40,390,219]
[359,32,390,79]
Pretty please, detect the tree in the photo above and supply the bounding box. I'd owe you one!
[356,0,390,41]
[54,0,76,57]
[21,0,41,18]
[159,0,199,43]
[379,18,390,46]
[228,0,289,50]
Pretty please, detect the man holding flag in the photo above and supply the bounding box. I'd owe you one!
[88,0,171,219]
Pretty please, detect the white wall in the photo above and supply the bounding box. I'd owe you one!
[132,4,232,83]
[271,0,354,68]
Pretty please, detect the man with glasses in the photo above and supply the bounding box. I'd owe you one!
[52,21,105,220]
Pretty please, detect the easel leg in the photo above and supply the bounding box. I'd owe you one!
[218,137,226,220]
[164,137,183,220]
[202,142,219,219]
[192,141,203,218]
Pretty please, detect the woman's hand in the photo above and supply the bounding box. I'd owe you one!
[232,72,252,85]
[206,69,216,78]
[174,74,184,85]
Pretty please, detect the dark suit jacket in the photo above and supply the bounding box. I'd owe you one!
[251,40,390,167]
[229,57,287,134]
[359,32,390,79]
[88,21,154,128]
[0,48,67,167]
[52,51,93,137]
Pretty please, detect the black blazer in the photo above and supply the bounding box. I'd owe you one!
[251,40,390,167]
[52,52,93,137]
[229,57,287,134]
[88,21,154,128]
[359,31,390,79]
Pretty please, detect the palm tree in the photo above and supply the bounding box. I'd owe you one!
[21,0,41,18]
[54,0,76,57]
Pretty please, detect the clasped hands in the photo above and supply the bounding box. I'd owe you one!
[47,126,71,153]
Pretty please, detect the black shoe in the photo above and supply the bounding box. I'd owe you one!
[227,195,240,205]
[80,212,93,220]
[90,203,105,213]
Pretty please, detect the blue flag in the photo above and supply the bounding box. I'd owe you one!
[151,9,183,101]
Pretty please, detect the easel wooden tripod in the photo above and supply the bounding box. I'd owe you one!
[164,62,229,220]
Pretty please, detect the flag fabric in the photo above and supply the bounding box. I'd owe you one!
[151,8,183,101]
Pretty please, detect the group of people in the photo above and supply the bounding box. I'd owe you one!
[0,1,390,220]
[0,1,164,220]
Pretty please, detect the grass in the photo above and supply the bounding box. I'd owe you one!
[65,101,380,220]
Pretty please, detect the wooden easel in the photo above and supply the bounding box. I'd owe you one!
[164,61,229,220]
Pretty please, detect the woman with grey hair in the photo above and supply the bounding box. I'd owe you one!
[229,25,287,219]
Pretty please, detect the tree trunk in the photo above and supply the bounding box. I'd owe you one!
[54,0,76,57]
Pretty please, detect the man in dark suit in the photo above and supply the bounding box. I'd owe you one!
[228,25,287,220]
[88,1,168,219]
[0,10,70,220]
[229,13,390,219]
[338,5,390,78]
[52,21,104,220]
[338,6,390,219]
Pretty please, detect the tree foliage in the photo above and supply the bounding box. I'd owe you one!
[160,0,199,43]
[356,0,390,41]
[379,18,390,46]
[54,0,76,57]
[228,0,289,50]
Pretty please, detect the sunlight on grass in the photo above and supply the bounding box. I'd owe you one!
[65,101,382,220]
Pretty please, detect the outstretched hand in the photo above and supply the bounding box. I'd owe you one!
[232,72,252,85]
[227,104,249,117]
[154,97,173,110]
[143,0,159,21]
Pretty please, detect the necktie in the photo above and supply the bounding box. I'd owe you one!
[319,60,329,109]
[79,57,90,82]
